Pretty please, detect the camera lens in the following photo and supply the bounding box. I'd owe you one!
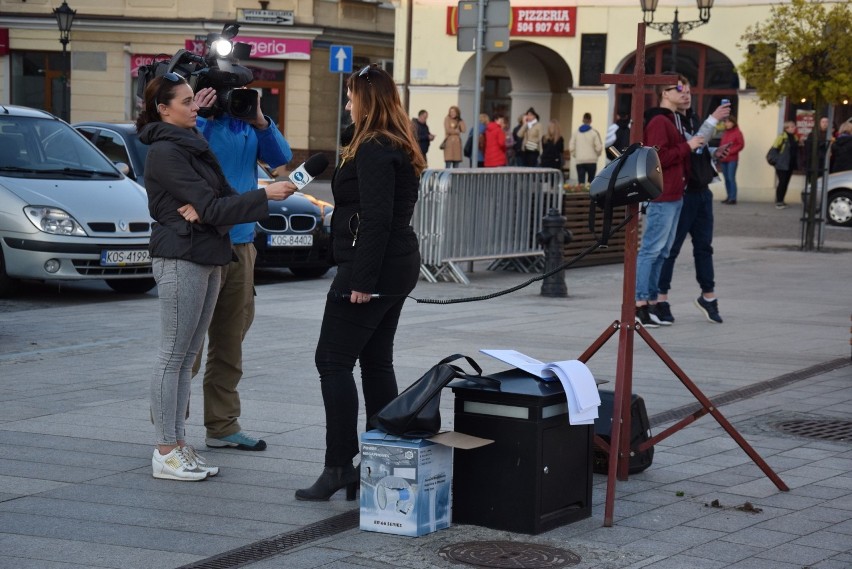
[227,89,257,119]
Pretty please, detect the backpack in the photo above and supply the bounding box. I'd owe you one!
[463,130,473,158]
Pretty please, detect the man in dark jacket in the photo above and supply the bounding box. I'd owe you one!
[635,73,704,328]
[413,110,435,159]
[656,95,731,326]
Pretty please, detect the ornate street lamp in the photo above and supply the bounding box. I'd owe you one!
[54,1,76,121]
[640,0,713,72]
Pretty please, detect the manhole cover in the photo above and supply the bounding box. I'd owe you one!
[438,541,581,568]
[772,419,852,442]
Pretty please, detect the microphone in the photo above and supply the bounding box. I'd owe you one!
[289,153,330,190]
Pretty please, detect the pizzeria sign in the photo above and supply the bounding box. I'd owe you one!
[447,6,577,37]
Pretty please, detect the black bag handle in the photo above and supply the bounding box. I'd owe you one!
[438,354,501,390]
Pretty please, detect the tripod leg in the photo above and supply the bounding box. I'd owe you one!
[635,325,789,492]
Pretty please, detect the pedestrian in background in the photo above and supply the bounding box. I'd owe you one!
[717,114,744,204]
[771,121,799,209]
[412,109,434,159]
[635,74,704,329]
[569,112,603,183]
[830,120,852,173]
[484,114,507,167]
[520,107,543,166]
[656,95,730,326]
[443,105,465,168]
[539,119,565,170]
[297,64,425,502]
[137,74,296,481]
[511,114,525,166]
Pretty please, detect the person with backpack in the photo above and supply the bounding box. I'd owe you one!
[770,121,800,209]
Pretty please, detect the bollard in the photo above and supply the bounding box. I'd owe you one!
[536,208,571,297]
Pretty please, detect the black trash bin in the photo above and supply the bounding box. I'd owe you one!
[449,369,593,534]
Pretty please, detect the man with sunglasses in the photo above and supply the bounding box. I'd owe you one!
[191,85,293,451]
[635,74,705,329]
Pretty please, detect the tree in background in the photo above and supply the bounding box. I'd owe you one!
[738,0,852,250]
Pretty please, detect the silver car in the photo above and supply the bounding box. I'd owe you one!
[0,105,155,296]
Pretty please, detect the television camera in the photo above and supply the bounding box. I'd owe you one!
[136,23,259,119]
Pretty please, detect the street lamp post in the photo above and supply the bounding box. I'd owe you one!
[54,1,76,122]
[639,0,713,72]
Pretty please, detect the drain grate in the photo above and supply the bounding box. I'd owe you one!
[175,508,359,569]
[438,541,581,568]
[772,419,852,442]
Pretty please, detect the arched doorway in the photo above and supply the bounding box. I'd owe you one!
[457,41,573,130]
[615,41,739,121]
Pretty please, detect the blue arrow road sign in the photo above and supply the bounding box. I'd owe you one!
[329,45,353,74]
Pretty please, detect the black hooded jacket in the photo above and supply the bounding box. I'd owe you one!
[139,122,270,266]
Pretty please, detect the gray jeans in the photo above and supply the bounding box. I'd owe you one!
[151,257,222,445]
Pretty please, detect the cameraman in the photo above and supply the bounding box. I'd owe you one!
[192,86,293,451]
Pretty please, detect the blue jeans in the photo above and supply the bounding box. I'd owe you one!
[720,161,738,201]
[658,189,715,295]
[151,258,222,445]
[635,200,683,302]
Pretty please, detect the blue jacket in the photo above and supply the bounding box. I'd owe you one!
[197,115,292,244]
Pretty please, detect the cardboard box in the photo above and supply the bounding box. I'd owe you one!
[359,430,491,537]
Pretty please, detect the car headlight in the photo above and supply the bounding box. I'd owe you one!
[24,206,88,236]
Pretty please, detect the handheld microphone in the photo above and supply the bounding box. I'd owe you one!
[289,153,330,190]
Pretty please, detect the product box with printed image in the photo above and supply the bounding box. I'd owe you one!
[359,430,491,537]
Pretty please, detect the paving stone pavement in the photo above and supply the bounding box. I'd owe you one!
[0,199,850,569]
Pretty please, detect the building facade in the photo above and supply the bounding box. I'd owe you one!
[0,0,396,166]
[395,0,849,202]
[1,0,847,199]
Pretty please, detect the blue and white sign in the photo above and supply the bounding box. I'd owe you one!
[329,45,353,74]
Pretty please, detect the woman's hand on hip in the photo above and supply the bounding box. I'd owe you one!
[177,204,199,223]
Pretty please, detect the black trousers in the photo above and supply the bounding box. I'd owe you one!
[314,251,420,466]
[775,169,793,203]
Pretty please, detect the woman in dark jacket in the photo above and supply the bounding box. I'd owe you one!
[830,121,852,173]
[137,73,296,482]
[539,119,565,170]
[772,121,799,208]
[296,64,426,501]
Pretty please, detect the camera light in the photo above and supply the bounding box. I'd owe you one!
[211,38,233,57]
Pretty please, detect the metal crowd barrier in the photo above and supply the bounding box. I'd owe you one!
[413,167,564,284]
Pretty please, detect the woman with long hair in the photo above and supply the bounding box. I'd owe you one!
[443,105,466,168]
[539,119,565,170]
[137,73,296,481]
[296,64,425,501]
[717,114,745,204]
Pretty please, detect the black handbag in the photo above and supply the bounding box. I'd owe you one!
[766,146,780,166]
[369,354,499,438]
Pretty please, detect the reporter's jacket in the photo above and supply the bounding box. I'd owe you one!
[139,121,270,266]
[330,136,420,293]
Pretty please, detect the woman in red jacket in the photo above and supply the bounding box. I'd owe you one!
[717,115,745,204]
[483,115,508,167]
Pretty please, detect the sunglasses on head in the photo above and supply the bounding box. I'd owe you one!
[163,71,184,83]
[358,63,379,86]
[664,83,685,93]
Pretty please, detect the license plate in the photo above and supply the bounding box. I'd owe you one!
[268,234,313,247]
[100,249,151,266]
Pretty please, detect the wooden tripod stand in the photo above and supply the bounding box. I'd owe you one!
[581,24,789,527]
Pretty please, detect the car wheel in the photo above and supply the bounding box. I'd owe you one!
[827,189,852,227]
[0,250,19,297]
[106,277,157,294]
[290,266,331,279]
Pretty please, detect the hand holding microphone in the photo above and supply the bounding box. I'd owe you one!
[264,181,298,201]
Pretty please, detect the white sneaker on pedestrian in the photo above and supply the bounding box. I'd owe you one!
[152,447,208,481]
[182,445,219,477]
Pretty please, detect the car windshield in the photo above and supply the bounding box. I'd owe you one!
[0,116,122,179]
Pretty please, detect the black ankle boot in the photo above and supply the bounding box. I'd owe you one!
[295,465,359,501]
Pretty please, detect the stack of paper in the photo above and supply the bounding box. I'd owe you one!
[480,349,601,425]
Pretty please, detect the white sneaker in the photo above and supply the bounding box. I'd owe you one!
[182,445,219,477]
[152,447,208,481]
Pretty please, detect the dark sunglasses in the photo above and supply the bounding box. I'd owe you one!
[358,63,379,86]
[162,71,184,83]
[664,83,685,93]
